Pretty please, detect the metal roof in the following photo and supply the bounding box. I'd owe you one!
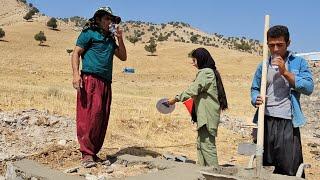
[295,52,320,61]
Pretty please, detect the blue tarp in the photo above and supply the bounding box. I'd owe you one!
[123,67,135,73]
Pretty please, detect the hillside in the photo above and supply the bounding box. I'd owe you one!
[0,0,319,179]
[0,0,29,26]
[0,0,262,54]
[123,21,263,55]
[61,18,263,55]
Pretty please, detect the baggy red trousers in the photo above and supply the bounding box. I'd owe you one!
[76,74,112,156]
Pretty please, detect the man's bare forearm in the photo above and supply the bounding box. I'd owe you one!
[71,52,80,76]
[117,37,127,61]
[283,70,295,87]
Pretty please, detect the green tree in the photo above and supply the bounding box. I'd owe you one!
[17,0,27,4]
[23,11,33,21]
[190,35,199,43]
[234,41,251,51]
[0,28,5,39]
[144,38,157,55]
[66,49,73,56]
[148,25,155,32]
[30,7,39,14]
[34,31,46,45]
[157,33,168,42]
[126,35,139,45]
[47,18,58,29]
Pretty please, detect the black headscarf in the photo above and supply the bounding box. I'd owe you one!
[191,48,228,110]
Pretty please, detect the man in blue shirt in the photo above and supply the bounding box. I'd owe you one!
[251,25,314,177]
[71,6,127,168]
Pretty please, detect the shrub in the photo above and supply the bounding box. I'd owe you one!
[157,33,168,41]
[126,35,139,45]
[34,31,46,45]
[23,11,33,21]
[190,35,199,43]
[144,38,157,55]
[234,41,251,51]
[0,28,5,39]
[17,0,27,4]
[47,18,58,29]
[30,7,39,14]
[66,49,73,55]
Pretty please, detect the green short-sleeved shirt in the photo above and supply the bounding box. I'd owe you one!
[76,28,118,81]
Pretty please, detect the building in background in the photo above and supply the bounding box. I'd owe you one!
[295,52,320,67]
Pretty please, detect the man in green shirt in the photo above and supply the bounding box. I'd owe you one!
[71,6,127,168]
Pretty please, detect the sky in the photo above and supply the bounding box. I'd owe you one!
[27,0,319,53]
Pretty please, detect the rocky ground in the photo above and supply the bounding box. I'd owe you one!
[300,65,320,161]
[0,67,319,179]
[0,109,76,162]
[0,99,319,179]
[0,108,250,179]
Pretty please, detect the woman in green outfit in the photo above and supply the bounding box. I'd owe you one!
[167,47,228,166]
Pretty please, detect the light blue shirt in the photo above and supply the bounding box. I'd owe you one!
[251,52,314,127]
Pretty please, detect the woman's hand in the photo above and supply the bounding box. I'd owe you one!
[167,98,177,105]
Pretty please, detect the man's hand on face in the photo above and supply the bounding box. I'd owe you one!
[271,56,287,75]
[115,27,123,39]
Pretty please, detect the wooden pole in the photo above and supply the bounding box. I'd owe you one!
[256,15,270,177]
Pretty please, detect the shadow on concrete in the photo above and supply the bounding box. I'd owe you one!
[107,146,163,163]
[113,146,162,158]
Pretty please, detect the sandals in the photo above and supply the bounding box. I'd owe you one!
[93,155,104,163]
[81,155,97,168]
[81,154,112,168]
[94,155,111,166]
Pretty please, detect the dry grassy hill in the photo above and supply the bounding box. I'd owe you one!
[0,0,29,26]
[123,21,263,55]
[63,18,263,55]
[0,0,319,179]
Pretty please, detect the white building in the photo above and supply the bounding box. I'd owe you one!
[295,52,320,67]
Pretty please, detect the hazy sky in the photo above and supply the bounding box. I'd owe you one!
[27,0,319,52]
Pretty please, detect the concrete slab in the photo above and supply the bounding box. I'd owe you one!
[116,154,204,180]
[200,166,305,180]
[126,166,204,180]
[5,159,84,180]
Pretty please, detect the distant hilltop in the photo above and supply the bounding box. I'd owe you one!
[61,18,263,55]
[1,0,262,55]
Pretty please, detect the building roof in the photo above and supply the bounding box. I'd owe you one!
[295,52,320,61]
